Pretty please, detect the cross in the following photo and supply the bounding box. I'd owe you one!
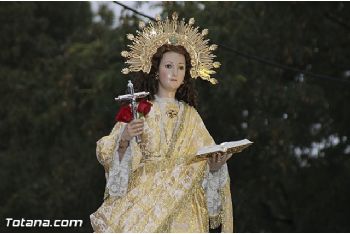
[115,80,149,143]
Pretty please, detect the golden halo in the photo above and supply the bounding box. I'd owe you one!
[121,12,220,85]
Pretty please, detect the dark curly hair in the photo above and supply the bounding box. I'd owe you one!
[133,44,198,108]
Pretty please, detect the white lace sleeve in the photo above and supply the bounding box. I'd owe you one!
[106,125,133,198]
[202,163,229,216]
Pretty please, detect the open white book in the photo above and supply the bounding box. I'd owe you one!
[196,139,253,159]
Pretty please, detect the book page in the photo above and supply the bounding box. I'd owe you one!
[220,139,252,149]
[196,139,253,160]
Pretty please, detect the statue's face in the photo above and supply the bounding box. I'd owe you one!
[158,51,186,93]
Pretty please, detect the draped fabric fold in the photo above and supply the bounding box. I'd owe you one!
[90,101,233,232]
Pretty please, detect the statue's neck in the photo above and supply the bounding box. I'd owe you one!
[156,85,177,99]
[154,95,177,103]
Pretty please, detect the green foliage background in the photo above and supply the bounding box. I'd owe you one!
[1,2,350,232]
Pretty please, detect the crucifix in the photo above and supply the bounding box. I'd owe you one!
[115,80,149,143]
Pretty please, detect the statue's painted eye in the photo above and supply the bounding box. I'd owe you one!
[165,64,173,69]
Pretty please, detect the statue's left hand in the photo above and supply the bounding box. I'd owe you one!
[208,152,232,172]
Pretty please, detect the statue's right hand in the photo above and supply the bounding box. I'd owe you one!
[121,119,144,141]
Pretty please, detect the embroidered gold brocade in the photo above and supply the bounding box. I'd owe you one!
[90,101,234,232]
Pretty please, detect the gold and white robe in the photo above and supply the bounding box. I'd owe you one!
[90,97,233,232]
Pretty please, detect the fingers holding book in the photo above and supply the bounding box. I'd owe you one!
[208,152,231,172]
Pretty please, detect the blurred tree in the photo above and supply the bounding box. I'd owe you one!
[1,1,350,232]
[0,2,127,232]
[159,1,350,232]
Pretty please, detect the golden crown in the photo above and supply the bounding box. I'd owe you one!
[121,12,220,84]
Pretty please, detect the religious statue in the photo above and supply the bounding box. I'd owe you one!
[90,12,234,233]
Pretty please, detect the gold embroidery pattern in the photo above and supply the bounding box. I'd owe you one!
[166,109,178,118]
[221,176,234,232]
[90,104,234,232]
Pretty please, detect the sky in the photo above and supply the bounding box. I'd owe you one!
[90,1,162,27]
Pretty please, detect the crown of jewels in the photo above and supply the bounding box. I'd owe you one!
[121,12,221,84]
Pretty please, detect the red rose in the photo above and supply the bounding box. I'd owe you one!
[137,99,152,116]
[115,105,133,123]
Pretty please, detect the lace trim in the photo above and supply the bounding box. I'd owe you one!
[202,163,228,217]
[209,214,222,229]
[106,124,133,198]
